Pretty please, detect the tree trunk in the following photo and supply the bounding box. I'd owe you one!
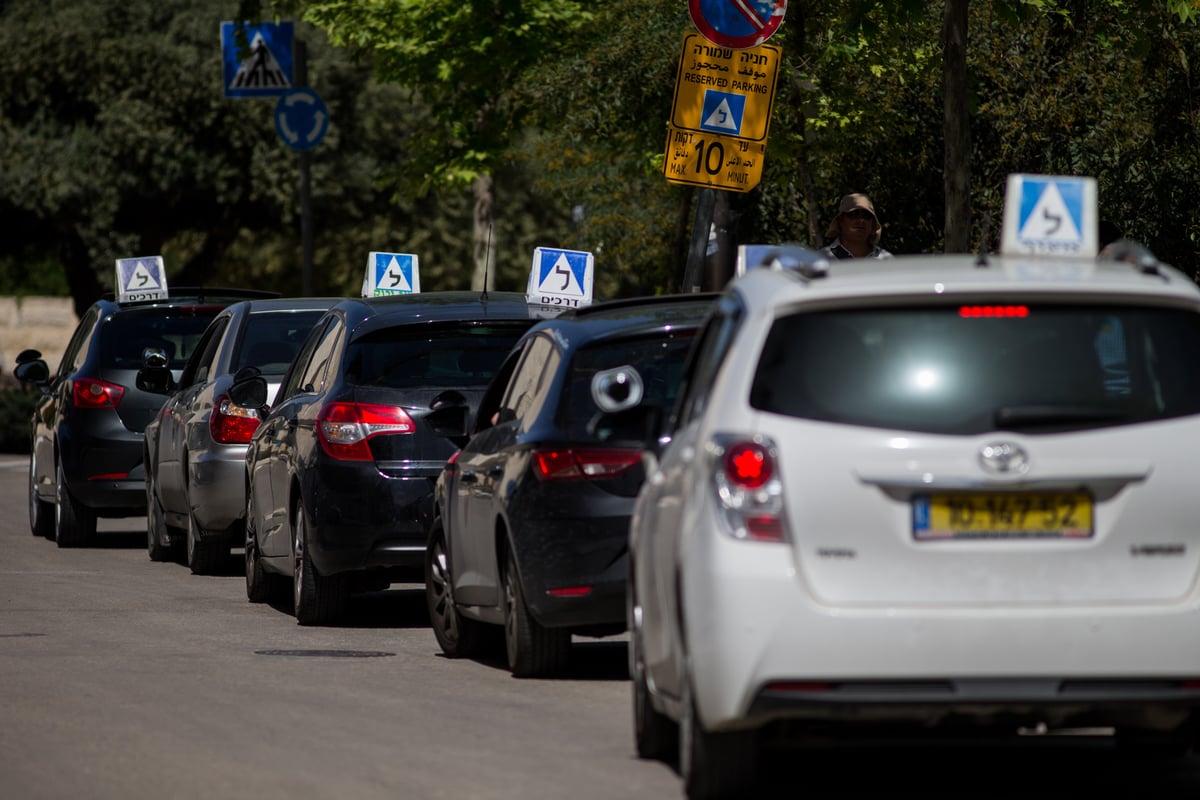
[471,173,495,291]
[943,0,971,252]
[61,235,103,317]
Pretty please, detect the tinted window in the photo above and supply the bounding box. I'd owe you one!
[751,304,1200,435]
[180,317,230,389]
[232,310,327,375]
[99,307,225,370]
[559,333,697,440]
[345,322,530,389]
[675,294,744,429]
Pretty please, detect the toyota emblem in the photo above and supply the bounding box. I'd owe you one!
[979,442,1029,474]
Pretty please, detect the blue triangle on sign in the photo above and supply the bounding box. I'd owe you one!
[538,250,588,294]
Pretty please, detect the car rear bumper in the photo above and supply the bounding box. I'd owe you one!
[306,468,437,576]
[515,517,629,630]
[60,430,146,513]
[188,444,248,533]
[683,531,1200,733]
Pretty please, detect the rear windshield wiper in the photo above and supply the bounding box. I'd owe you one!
[994,405,1130,429]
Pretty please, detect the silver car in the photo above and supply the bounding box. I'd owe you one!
[141,297,336,573]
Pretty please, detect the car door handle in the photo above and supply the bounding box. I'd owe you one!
[460,470,478,483]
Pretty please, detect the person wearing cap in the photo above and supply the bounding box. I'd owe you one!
[821,193,893,260]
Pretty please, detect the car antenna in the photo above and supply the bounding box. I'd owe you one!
[480,223,493,304]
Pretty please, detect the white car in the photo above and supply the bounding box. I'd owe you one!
[628,243,1200,798]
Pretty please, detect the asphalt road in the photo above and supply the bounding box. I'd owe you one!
[2,455,1200,799]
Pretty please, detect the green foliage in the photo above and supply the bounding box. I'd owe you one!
[0,386,39,454]
[3,0,1200,305]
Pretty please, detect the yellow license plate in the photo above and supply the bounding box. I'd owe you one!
[913,492,1093,540]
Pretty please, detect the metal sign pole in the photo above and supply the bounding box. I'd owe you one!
[296,39,314,296]
[682,187,716,293]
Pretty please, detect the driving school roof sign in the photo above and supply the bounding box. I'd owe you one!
[526,248,593,309]
[115,256,168,303]
[221,21,294,99]
[1001,174,1098,257]
[689,0,787,49]
[362,252,420,296]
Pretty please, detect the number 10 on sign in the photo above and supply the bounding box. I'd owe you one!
[663,124,765,192]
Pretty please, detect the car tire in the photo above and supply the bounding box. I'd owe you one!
[425,518,490,658]
[680,677,757,800]
[29,454,53,539]
[145,467,174,562]
[502,548,570,678]
[244,493,278,603]
[186,510,227,576]
[631,609,678,761]
[54,461,95,548]
[292,503,347,625]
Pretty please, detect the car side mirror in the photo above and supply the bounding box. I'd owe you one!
[228,367,268,410]
[427,390,470,444]
[15,348,42,366]
[13,358,49,387]
[136,366,176,395]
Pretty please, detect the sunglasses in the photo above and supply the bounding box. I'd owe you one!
[844,209,874,221]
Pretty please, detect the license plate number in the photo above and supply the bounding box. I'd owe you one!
[912,492,1093,540]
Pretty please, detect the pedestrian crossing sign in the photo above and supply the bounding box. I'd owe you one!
[115,256,168,303]
[221,21,294,99]
[1001,174,1098,257]
[526,248,593,310]
[362,252,420,297]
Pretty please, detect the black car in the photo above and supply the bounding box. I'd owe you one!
[234,291,550,624]
[14,288,277,547]
[424,294,715,677]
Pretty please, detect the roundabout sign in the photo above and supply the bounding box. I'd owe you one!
[274,88,330,151]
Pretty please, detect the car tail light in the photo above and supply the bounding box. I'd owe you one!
[711,435,786,542]
[532,448,642,481]
[317,401,415,461]
[210,395,264,445]
[72,378,124,409]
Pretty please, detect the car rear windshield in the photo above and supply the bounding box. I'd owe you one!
[751,304,1200,435]
[560,333,697,440]
[344,322,532,388]
[100,306,226,370]
[232,310,327,375]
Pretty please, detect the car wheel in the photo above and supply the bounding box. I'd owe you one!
[502,548,570,678]
[680,677,757,800]
[244,491,278,603]
[28,453,53,539]
[186,510,227,576]
[145,468,174,562]
[292,503,347,625]
[631,605,678,761]
[425,518,490,658]
[54,461,95,548]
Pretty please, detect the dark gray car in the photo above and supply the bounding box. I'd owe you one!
[140,297,336,573]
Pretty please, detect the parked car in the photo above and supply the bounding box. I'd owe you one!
[626,243,1200,798]
[14,288,277,547]
[233,291,549,624]
[139,297,337,574]
[425,294,715,677]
